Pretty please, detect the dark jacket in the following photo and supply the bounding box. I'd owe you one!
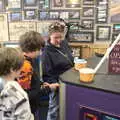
[18,56,51,112]
[42,40,74,83]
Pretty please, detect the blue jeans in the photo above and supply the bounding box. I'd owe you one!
[47,91,59,120]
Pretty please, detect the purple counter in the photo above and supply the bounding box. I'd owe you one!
[59,56,120,120]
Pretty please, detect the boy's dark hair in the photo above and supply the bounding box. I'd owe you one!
[0,47,24,76]
[19,31,45,52]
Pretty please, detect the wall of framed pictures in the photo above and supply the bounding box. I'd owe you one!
[0,0,119,44]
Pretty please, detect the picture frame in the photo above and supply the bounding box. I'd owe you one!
[110,0,120,23]
[81,19,94,30]
[113,24,120,33]
[39,0,49,9]
[6,0,21,11]
[112,33,119,43]
[69,22,80,31]
[69,31,94,42]
[39,11,49,20]
[49,11,60,20]
[96,0,108,6]
[24,9,38,20]
[59,11,69,20]
[23,0,38,8]
[66,0,81,8]
[83,0,95,5]
[68,22,86,31]
[82,7,94,17]
[96,26,111,41]
[52,0,63,7]
[9,12,22,22]
[68,10,80,20]
[3,42,19,48]
[96,4,108,23]
[0,0,5,12]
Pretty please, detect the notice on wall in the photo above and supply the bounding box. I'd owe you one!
[0,14,9,41]
[9,21,36,41]
[108,42,120,74]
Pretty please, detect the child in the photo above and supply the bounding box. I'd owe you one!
[17,31,58,120]
[0,47,34,120]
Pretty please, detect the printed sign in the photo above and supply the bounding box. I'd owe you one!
[9,21,36,41]
[108,43,120,74]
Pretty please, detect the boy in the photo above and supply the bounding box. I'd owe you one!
[0,47,34,120]
[17,31,58,120]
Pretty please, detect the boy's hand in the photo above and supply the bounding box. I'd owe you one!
[43,82,50,87]
[41,82,59,90]
[49,83,59,90]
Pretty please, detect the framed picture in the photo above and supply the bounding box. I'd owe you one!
[9,22,36,41]
[59,11,69,20]
[82,7,94,17]
[66,0,81,8]
[69,22,80,31]
[49,11,60,20]
[96,0,108,5]
[39,0,49,9]
[110,0,120,23]
[81,19,94,29]
[24,9,38,20]
[3,42,19,48]
[6,0,21,11]
[52,0,63,7]
[69,22,85,32]
[9,12,22,21]
[96,5,108,23]
[113,24,120,33]
[68,10,80,20]
[112,33,119,43]
[0,0,5,12]
[69,31,94,42]
[83,0,95,5]
[39,11,49,20]
[96,26,111,41]
[23,0,38,8]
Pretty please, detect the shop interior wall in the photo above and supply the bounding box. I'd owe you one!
[0,0,119,58]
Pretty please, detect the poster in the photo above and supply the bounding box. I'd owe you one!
[9,21,36,41]
[0,14,9,41]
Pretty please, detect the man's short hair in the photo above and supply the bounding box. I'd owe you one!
[48,22,65,35]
